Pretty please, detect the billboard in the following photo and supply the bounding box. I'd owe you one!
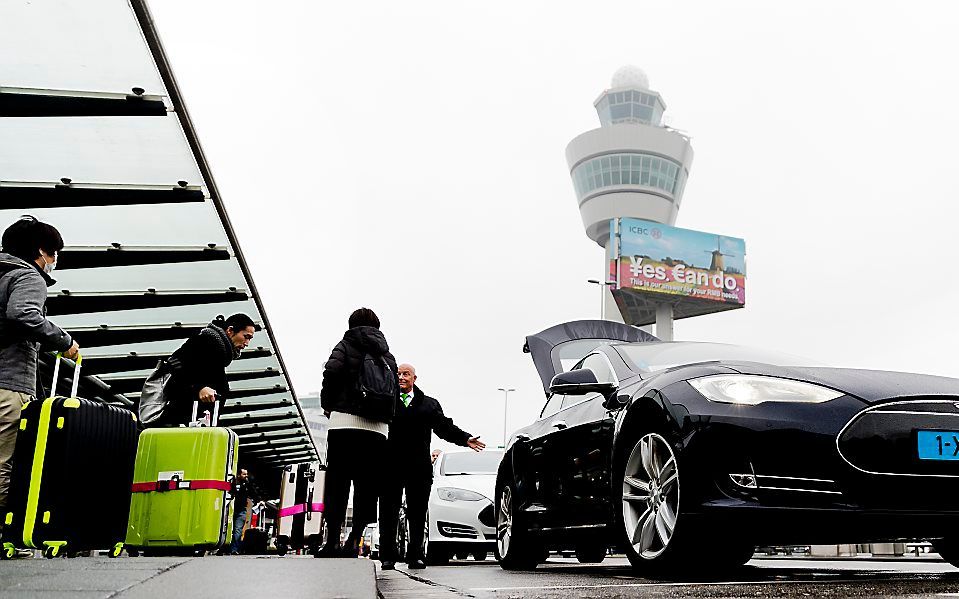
[611,218,746,305]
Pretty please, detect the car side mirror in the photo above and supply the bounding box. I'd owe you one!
[549,368,618,396]
[602,393,629,411]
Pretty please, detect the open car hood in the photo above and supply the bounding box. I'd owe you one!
[524,320,658,395]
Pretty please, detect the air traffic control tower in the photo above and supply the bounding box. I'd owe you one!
[565,66,695,337]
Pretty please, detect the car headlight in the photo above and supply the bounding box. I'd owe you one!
[436,487,486,502]
[689,375,843,405]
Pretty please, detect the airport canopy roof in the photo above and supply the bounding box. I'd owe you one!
[0,0,318,469]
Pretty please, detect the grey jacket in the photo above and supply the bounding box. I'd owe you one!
[0,253,72,397]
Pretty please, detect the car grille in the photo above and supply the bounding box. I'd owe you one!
[437,521,478,539]
[478,504,495,528]
[838,399,959,477]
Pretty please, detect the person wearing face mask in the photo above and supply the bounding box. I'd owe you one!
[145,313,258,427]
[0,216,78,541]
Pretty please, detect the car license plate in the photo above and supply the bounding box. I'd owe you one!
[917,430,959,460]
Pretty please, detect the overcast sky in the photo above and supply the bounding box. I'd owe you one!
[144,1,959,449]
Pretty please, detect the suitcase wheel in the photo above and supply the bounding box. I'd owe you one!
[109,543,124,559]
[1,543,15,560]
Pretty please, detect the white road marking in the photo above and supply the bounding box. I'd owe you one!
[469,578,893,592]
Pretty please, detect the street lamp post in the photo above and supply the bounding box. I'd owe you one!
[587,279,617,320]
[498,387,515,447]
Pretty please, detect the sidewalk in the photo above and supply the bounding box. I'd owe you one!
[0,554,376,599]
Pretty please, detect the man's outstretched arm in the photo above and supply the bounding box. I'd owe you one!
[431,399,485,451]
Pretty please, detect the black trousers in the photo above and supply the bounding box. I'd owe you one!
[379,470,432,562]
[323,428,386,535]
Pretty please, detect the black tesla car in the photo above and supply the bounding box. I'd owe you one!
[495,320,959,573]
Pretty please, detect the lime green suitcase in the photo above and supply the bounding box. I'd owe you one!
[125,413,238,555]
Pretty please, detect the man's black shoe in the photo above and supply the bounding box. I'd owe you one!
[381,561,395,570]
[314,542,340,558]
[408,558,426,569]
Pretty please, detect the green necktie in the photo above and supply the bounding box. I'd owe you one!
[401,392,411,407]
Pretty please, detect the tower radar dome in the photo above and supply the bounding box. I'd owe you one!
[611,65,649,90]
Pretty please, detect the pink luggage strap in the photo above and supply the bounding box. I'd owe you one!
[278,502,324,518]
[132,477,232,493]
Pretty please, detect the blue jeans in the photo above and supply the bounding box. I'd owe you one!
[230,510,247,555]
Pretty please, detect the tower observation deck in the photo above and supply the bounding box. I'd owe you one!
[565,66,695,331]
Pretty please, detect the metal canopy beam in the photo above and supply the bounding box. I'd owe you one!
[253,447,315,457]
[254,452,316,463]
[0,89,167,117]
[47,288,249,316]
[256,459,317,468]
[81,348,273,375]
[240,437,311,449]
[227,368,282,383]
[248,458,314,467]
[0,182,204,209]
[218,412,300,427]
[230,422,302,435]
[218,401,292,417]
[100,367,281,394]
[70,323,201,348]
[226,386,288,400]
[238,436,308,447]
[57,245,230,270]
[243,444,312,456]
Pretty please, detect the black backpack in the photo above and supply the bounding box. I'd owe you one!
[356,353,397,420]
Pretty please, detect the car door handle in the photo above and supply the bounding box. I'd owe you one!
[551,421,567,430]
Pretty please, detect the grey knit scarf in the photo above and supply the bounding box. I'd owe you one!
[201,323,237,366]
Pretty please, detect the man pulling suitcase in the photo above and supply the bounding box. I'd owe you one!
[138,313,257,427]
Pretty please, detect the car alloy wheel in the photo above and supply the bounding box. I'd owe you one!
[495,478,539,570]
[496,485,513,558]
[622,432,679,560]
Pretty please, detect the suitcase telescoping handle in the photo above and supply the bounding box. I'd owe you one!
[190,396,220,427]
[51,352,83,399]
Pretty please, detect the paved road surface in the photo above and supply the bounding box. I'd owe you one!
[0,554,375,599]
[377,556,959,598]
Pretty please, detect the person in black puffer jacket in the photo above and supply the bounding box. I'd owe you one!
[146,313,258,427]
[317,307,398,557]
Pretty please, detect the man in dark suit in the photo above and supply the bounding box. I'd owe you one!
[379,363,485,570]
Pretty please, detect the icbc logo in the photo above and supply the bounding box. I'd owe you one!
[651,228,662,240]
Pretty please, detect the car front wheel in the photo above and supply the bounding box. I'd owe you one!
[495,481,539,570]
[619,431,687,572]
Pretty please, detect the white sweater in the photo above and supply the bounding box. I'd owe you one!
[328,411,388,437]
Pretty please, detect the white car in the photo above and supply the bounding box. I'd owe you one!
[426,449,503,564]
[362,523,379,559]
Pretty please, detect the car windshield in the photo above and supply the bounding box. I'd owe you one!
[554,339,610,372]
[440,451,503,475]
[616,342,822,374]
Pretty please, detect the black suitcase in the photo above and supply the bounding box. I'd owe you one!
[1,355,139,558]
[241,527,269,555]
